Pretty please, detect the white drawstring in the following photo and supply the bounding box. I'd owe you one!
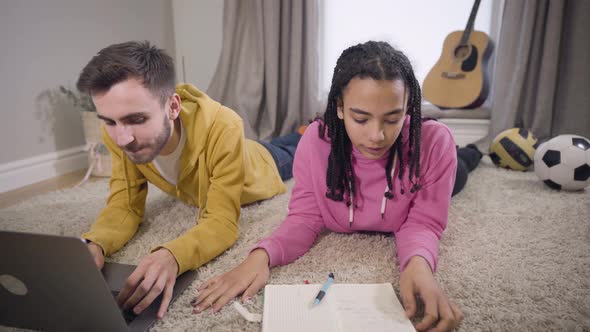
[348,152,398,227]
[348,180,354,228]
[380,152,398,219]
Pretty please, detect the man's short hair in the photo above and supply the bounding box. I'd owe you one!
[77,41,176,105]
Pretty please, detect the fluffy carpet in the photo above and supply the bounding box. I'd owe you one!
[1,157,589,332]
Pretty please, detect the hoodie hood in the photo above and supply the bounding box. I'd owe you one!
[175,83,223,174]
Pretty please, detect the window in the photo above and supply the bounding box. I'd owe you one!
[320,0,494,96]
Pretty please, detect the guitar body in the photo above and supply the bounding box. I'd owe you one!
[423,30,493,109]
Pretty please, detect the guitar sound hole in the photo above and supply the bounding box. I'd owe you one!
[454,45,470,60]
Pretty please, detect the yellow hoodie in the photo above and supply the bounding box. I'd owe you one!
[82,84,286,274]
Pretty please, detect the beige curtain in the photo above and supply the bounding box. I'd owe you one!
[480,0,590,148]
[206,0,320,140]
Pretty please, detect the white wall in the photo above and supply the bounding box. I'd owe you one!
[0,0,175,192]
[172,0,223,90]
[321,0,494,94]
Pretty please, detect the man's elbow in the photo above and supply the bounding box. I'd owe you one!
[226,223,240,246]
[217,216,240,247]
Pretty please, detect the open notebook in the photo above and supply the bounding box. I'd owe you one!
[262,283,416,332]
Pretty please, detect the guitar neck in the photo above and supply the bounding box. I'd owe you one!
[460,0,481,45]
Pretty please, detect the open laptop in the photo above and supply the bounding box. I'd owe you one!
[0,230,198,332]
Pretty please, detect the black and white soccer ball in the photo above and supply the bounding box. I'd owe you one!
[534,134,590,191]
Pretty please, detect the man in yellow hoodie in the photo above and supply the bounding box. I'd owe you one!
[76,41,299,319]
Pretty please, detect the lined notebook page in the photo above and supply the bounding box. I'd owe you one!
[262,283,416,332]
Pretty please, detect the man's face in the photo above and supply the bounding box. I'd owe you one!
[337,77,407,160]
[92,78,173,164]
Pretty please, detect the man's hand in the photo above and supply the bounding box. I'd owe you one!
[400,256,464,332]
[116,248,179,319]
[192,248,270,313]
[87,242,105,270]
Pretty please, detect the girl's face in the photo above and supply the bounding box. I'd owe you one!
[337,78,407,160]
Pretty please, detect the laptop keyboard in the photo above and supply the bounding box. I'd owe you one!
[121,309,138,324]
[111,291,138,324]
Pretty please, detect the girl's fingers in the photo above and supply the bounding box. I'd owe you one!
[194,281,232,313]
[450,301,464,328]
[198,276,219,291]
[415,291,438,331]
[211,283,250,312]
[431,297,455,332]
[241,274,268,302]
[193,280,221,308]
[399,281,417,318]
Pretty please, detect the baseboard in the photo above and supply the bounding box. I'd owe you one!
[0,120,488,194]
[0,145,88,193]
[439,118,490,147]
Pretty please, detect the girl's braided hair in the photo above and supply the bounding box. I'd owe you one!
[319,41,423,203]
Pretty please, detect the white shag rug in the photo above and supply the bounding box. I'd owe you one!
[1,157,589,332]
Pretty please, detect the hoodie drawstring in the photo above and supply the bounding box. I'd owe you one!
[380,152,397,219]
[348,181,354,228]
[349,152,398,227]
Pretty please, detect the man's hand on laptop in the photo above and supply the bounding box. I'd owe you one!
[87,242,105,269]
[116,248,179,319]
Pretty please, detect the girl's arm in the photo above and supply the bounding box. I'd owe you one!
[254,129,326,267]
[192,127,326,312]
[395,125,462,331]
[395,125,457,272]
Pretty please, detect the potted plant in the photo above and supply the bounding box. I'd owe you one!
[59,86,111,178]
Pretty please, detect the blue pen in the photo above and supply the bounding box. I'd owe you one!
[313,273,335,305]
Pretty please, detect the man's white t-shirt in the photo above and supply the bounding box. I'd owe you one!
[153,119,186,186]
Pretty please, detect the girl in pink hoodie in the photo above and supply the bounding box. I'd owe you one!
[194,41,471,331]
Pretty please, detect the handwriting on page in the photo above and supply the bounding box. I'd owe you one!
[330,284,416,332]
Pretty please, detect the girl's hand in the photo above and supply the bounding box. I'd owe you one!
[192,249,270,313]
[400,256,464,331]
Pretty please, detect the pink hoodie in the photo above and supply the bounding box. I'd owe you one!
[255,116,457,272]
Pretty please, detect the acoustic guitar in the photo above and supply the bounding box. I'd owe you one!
[422,0,493,109]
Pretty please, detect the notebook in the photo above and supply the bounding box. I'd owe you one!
[261,283,416,332]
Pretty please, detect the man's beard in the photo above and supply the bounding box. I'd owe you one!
[124,117,172,164]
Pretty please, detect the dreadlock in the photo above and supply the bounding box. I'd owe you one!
[319,41,423,203]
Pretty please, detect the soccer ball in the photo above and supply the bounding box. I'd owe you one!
[489,128,538,171]
[534,134,590,191]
